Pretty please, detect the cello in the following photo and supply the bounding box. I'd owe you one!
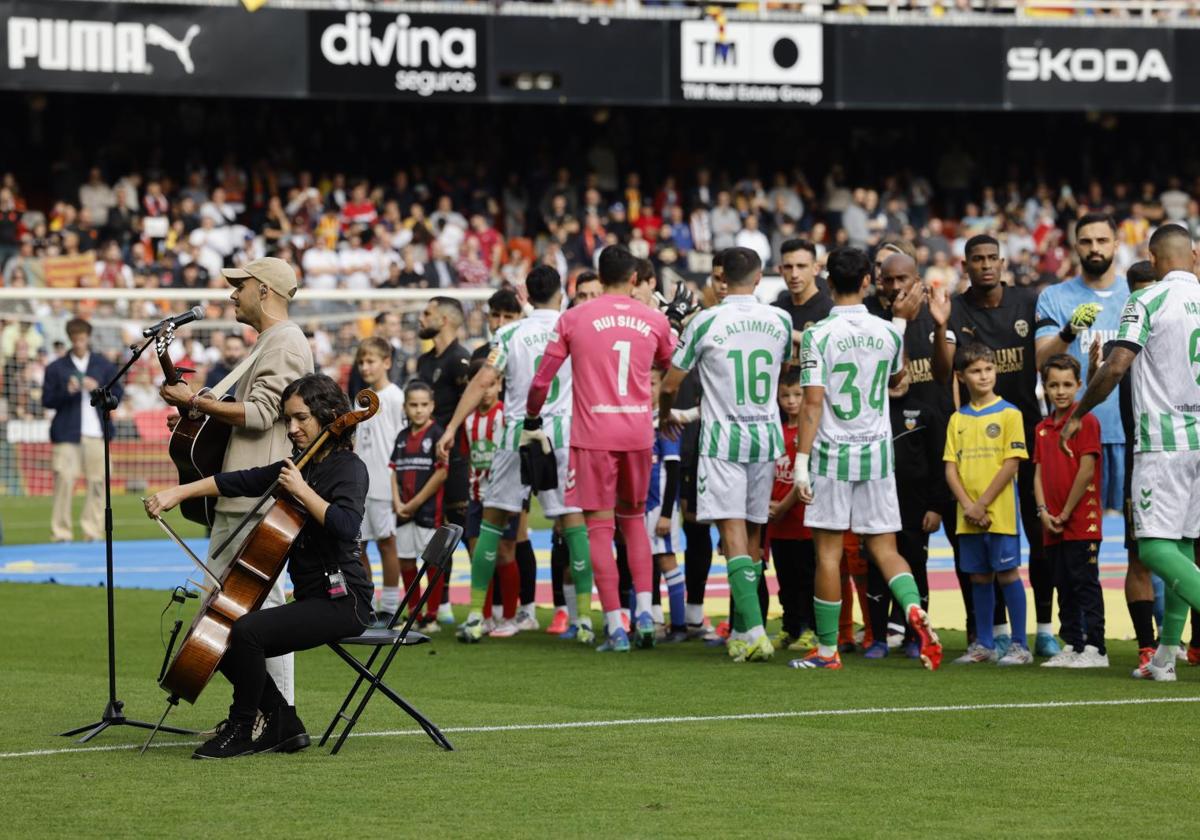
[158,388,379,706]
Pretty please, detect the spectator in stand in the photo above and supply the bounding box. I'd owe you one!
[301,235,339,291]
[41,318,120,543]
[338,230,373,291]
[79,168,116,228]
[205,333,248,390]
[842,188,871,250]
[94,241,133,288]
[341,181,378,230]
[710,190,741,251]
[735,214,772,266]
[606,203,631,243]
[424,241,460,289]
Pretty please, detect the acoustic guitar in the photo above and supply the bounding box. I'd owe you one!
[155,324,234,527]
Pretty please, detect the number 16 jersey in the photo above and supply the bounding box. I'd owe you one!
[673,294,793,463]
[800,303,903,481]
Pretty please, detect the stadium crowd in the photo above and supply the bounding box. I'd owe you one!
[0,155,1189,420]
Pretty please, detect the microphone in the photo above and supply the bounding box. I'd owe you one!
[143,306,205,337]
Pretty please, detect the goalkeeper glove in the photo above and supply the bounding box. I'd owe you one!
[519,416,558,490]
[1060,302,1101,341]
[519,416,551,454]
[657,283,700,335]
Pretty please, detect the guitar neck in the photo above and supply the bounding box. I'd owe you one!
[156,333,184,386]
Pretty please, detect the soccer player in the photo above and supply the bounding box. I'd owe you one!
[944,344,1031,666]
[1034,354,1107,668]
[660,247,792,662]
[931,234,1054,656]
[438,266,595,644]
[351,337,408,627]
[1063,224,1200,681]
[1092,261,1165,665]
[789,246,942,671]
[1034,214,1129,518]
[525,245,675,652]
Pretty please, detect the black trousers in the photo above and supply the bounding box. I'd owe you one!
[1050,540,1105,654]
[772,538,815,636]
[218,594,369,726]
[1018,458,1053,625]
[683,519,713,608]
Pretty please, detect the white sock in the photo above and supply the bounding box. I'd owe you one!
[817,643,837,658]
[520,601,535,617]
[686,603,704,626]
[1153,644,1178,668]
[994,623,1010,638]
[651,604,664,624]
[1037,622,1054,636]
[563,584,578,621]
[634,592,652,616]
[746,625,765,642]
[379,586,400,614]
[492,604,503,621]
[605,610,624,635]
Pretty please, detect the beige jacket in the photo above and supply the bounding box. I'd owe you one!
[215,320,314,513]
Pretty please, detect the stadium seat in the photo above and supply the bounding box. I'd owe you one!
[317,523,462,755]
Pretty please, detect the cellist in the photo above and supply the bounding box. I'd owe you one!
[145,373,371,760]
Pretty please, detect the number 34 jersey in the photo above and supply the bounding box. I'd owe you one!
[800,303,903,481]
[674,294,793,463]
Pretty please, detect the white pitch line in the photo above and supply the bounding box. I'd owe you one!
[4,695,1199,760]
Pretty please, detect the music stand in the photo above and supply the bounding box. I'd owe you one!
[59,331,195,742]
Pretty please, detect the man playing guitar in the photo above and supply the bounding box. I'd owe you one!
[159,256,314,712]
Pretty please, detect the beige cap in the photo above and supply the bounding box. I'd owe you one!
[222,257,298,299]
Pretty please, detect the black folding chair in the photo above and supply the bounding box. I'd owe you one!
[319,523,462,755]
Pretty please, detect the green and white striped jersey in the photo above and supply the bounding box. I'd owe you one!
[487,309,572,451]
[673,294,792,463]
[1116,270,1200,453]
[800,303,903,481]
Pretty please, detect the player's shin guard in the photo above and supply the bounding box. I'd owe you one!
[469,522,505,615]
[887,571,922,615]
[587,518,620,618]
[563,524,594,621]
[722,555,758,629]
[814,597,842,652]
[1138,538,1200,644]
[617,509,654,613]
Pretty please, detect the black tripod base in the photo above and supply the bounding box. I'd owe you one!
[60,699,196,743]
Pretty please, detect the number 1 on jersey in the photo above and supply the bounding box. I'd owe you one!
[613,340,631,396]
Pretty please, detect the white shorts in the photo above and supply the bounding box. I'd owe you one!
[1132,450,1200,540]
[804,473,902,535]
[695,456,774,525]
[483,447,580,518]
[646,506,684,555]
[361,498,395,542]
[396,521,436,559]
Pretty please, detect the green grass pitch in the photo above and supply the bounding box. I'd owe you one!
[3,582,1200,838]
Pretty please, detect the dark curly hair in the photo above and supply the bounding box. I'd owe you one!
[281,373,356,451]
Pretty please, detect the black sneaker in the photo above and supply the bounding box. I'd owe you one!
[254,705,311,754]
[192,721,256,760]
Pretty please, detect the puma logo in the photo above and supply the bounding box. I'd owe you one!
[145,23,200,74]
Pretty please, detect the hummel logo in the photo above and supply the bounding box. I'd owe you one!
[1141,488,1152,497]
[571,560,586,572]
[742,570,755,582]
[1140,500,1152,510]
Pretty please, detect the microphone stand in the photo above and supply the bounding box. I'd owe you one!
[59,331,196,742]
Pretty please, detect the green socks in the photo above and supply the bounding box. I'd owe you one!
[563,524,594,621]
[727,555,763,632]
[469,521,505,615]
[814,598,842,648]
[887,571,921,615]
[1139,538,1200,646]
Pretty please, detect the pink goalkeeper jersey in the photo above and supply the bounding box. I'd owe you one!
[532,294,674,451]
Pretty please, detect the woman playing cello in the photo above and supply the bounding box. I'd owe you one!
[144,373,372,760]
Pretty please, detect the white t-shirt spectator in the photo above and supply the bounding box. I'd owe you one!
[302,246,340,290]
[338,244,373,290]
[1161,188,1190,222]
[734,227,772,266]
[710,206,741,251]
